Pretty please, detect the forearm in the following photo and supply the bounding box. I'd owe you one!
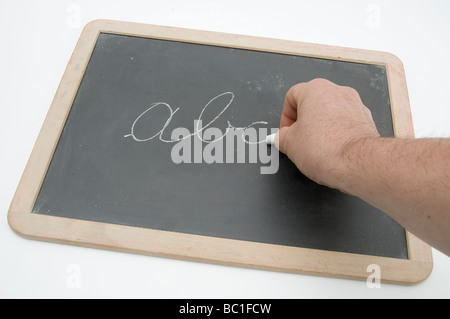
[341,137,450,255]
[278,79,450,255]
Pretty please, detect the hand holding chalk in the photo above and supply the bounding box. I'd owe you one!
[277,79,380,190]
[266,133,278,146]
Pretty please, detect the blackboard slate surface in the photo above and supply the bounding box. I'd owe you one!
[32,32,407,259]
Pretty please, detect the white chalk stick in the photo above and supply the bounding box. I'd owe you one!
[266,133,277,145]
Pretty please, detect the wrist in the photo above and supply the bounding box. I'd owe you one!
[336,136,382,196]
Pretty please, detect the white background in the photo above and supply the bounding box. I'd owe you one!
[1,0,450,298]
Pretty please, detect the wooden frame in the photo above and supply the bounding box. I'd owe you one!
[8,19,432,285]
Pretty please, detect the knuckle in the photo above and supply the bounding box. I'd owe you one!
[309,78,332,87]
[342,85,359,96]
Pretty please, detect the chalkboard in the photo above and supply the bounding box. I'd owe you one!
[8,20,432,284]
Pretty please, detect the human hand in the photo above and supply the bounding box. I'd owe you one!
[277,78,380,191]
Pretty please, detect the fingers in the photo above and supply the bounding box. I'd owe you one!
[280,79,333,128]
[278,83,306,156]
[278,79,337,155]
[280,83,303,128]
[275,126,290,155]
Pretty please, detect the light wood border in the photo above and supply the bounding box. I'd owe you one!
[8,19,432,285]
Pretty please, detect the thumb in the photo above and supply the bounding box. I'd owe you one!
[275,126,291,155]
